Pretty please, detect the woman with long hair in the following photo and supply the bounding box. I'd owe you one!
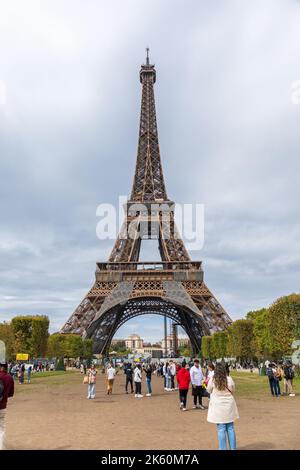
[87,363,97,399]
[206,363,239,450]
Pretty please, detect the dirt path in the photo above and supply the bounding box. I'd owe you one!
[5,371,300,450]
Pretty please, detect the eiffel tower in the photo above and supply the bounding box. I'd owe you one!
[61,50,232,354]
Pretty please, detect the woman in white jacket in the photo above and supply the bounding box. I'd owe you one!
[206,363,239,450]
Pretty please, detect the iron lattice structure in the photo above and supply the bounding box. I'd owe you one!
[61,52,232,355]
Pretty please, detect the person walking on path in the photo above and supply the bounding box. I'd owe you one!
[106,363,116,395]
[0,362,15,450]
[163,361,169,390]
[283,362,295,396]
[169,360,176,391]
[190,359,205,410]
[134,364,143,398]
[145,365,152,397]
[18,364,25,385]
[27,365,32,384]
[124,363,134,394]
[87,364,97,399]
[176,362,190,411]
[207,362,239,451]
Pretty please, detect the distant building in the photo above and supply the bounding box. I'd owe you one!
[125,334,144,350]
[161,335,174,353]
[111,339,125,345]
[161,335,190,354]
[178,337,191,348]
[135,346,163,359]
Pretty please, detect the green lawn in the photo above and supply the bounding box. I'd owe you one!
[231,371,299,399]
[13,369,299,400]
[15,370,78,393]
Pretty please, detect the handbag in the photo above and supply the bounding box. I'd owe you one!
[83,375,89,384]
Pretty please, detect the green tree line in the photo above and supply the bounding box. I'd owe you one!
[201,293,300,361]
[0,315,93,360]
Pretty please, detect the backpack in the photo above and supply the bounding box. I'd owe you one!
[266,367,274,378]
[0,379,4,401]
[285,367,294,380]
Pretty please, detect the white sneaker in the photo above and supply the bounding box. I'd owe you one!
[182,408,187,411]
[289,393,295,397]
[164,387,168,391]
[198,404,205,410]
[135,394,138,398]
[137,394,144,398]
[180,402,184,409]
[146,393,152,397]
[192,405,197,409]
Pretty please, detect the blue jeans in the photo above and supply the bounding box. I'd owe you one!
[274,379,281,396]
[88,383,96,398]
[146,378,152,394]
[269,377,280,396]
[217,422,236,450]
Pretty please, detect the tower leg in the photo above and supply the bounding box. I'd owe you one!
[164,315,167,357]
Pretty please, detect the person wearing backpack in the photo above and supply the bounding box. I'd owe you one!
[283,361,295,397]
[266,363,278,396]
[0,362,15,450]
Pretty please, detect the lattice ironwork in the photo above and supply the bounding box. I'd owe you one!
[61,51,232,354]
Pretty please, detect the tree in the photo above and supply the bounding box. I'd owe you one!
[64,334,83,358]
[47,333,66,358]
[247,308,270,358]
[109,341,131,355]
[0,322,14,360]
[30,316,49,357]
[47,333,94,359]
[11,315,49,358]
[226,326,235,358]
[179,344,192,357]
[211,331,228,359]
[82,339,93,360]
[265,294,300,358]
[226,320,256,360]
[201,336,213,360]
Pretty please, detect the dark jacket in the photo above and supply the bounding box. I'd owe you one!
[0,371,14,410]
[124,366,133,378]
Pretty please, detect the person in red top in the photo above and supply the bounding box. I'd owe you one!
[176,362,190,411]
[0,362,15,450]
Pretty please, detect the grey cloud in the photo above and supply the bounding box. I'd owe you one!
[0,0,299,340]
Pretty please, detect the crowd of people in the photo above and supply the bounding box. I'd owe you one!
[265,360,295,397]
[0,355,297,451]
[81,358,239,450]
[6,361,55,384]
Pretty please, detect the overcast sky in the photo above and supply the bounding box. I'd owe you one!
[0,0,299,342]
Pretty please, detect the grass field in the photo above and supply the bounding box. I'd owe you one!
[14,368,299,400]
[231,371,299,399]
[14,370,78,392]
